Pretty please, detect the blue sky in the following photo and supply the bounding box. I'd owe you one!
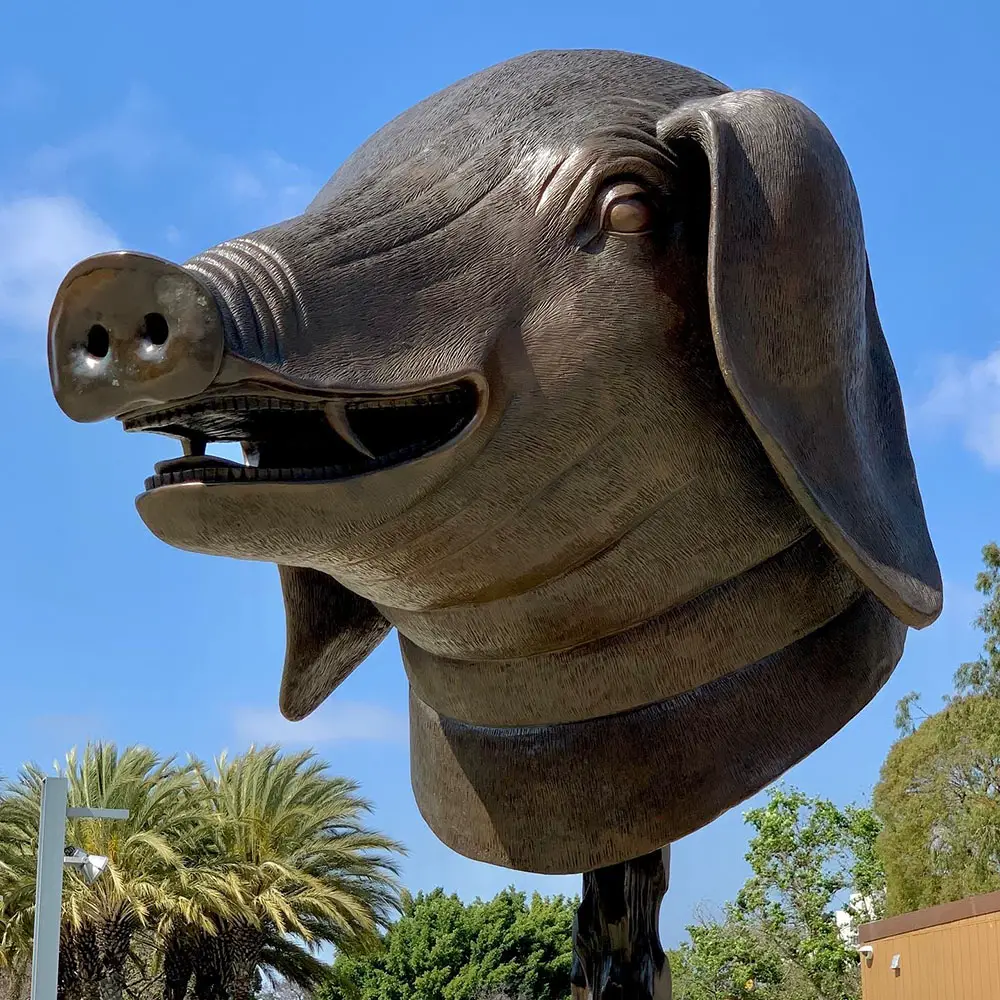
[1,0,996,949]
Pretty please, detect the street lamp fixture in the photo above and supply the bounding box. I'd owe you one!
[63,846,110,886]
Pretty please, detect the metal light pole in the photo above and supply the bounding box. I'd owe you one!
[30,777,129,1000]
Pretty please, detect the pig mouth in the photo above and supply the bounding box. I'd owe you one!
[122,380,481,490]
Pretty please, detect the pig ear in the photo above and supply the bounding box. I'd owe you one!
[658,90,942,627]
[277,566,391,720]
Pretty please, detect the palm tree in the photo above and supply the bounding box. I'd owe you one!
[0,744,203,1000]
[174,746,405,1000]
[0,817,35,985]
[0,744,405,1000]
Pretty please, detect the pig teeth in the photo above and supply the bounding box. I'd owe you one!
[181,436,206,457]
[324,401,376,460]
[241,441,260,468]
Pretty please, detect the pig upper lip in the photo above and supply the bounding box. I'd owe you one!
[121,379,481,491]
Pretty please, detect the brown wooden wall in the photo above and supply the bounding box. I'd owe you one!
[860,892,1000,999]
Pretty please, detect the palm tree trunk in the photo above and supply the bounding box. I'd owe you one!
[0,966,30,1000]
[191,932,228,1000]
[57,929,82,1000]
[96,921,132,1000]
[220,921,266,1000]
[161,928,194,1000]
[96,968,125,1000]
[60,926,101,1000]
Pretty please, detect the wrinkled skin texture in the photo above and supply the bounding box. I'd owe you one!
[49,51,942,881]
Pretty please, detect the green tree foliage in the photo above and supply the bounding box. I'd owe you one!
[896,542,1000,737]
[668,912,785,999]
[169,746,404,1000]
[0,743,404,1000]
[875,541,1000,916]
[732,787,878,999]
[874,695,1000,915]
[0,745,201,1000]
[318,887,576,1000]
[954,541,1000,697]
[669,787,881,1000]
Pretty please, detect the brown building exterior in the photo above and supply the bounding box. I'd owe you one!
[859,891,1000,999]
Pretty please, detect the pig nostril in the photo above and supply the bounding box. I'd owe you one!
[140,312,169,347]
[85,324,110,359]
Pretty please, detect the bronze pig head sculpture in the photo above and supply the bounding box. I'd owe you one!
[48,49,941,875]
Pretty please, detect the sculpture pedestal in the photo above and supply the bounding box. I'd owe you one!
[570,846,671,1000]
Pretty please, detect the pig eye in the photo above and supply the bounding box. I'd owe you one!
[598,181,654,235]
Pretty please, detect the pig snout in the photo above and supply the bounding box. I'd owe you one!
[48,251,226,423]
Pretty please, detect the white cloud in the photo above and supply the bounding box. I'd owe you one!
[920,350,1000,467]
[0,195,121,356]
[22,90,315,223]
[0,94,315,362]
[232,702,407,746]
[215,151,316,221]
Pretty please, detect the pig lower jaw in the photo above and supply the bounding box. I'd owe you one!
[125,379,481,490]
[142,423,466,490]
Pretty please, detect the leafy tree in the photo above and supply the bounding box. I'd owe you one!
[954,541,1000,697]
[318,887,576,1000]
[875,542,1000,915]
[874,695,1000,915]
[894,542,1000,738]
[668,909,785,999]
[667,784,880,1000]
